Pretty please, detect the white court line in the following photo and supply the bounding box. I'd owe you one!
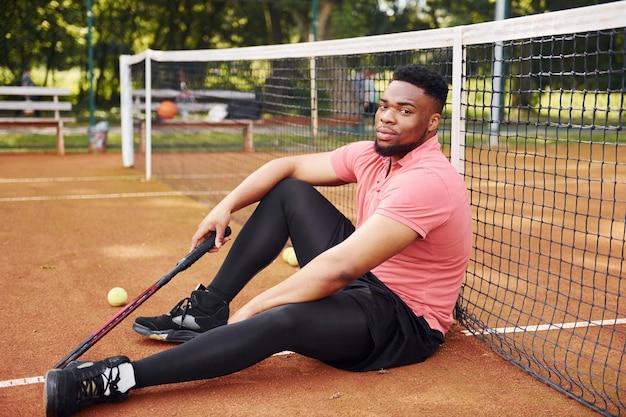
[0,190,229,203]
[0,173,242,184]
[462,317,626,336]
[0,175,144,183]
[0,375,45,388]
[160,173,244,179]
[0,351,296,389]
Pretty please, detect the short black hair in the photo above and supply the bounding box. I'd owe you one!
[391,65,448,113]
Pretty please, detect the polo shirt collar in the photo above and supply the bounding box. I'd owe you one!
[390,134,440,168]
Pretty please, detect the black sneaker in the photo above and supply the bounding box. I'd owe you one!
[44,356,130,417]
[132,284,229,342]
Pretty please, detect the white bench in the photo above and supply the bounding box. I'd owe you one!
[0,86,76,155]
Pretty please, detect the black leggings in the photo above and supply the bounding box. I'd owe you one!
[132,179,373,388]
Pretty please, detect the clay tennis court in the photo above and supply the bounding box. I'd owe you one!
[0,151,601,416]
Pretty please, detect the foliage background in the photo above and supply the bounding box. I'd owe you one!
[0,0,618,115]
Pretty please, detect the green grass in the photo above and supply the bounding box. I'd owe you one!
[1,112,622,155]
[0,130,122,153]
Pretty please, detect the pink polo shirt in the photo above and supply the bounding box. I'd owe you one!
[330,137,472,334]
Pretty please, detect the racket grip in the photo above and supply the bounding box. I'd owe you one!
[177,226,232,270]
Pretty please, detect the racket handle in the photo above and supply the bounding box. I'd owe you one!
[178,227,232,270]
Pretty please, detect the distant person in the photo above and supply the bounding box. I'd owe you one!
[20,67,36,115]
[353,68,379,131]
[353,68,366,108]
[21,67,34,88]
[44,64,472,417]
[362,69,379,116]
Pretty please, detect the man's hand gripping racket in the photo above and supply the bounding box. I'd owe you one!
[53,227,231,369]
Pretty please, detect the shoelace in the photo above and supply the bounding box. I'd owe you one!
[170,296,195,329]
[76,365,121,402]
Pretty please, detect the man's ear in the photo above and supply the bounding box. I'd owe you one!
[428,113,442,132]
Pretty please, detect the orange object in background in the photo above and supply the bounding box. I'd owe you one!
[157,100,178,119]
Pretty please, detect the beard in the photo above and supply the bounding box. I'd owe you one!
[374,137,425,157]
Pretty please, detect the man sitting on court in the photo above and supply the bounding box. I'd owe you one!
[44,64,473,417]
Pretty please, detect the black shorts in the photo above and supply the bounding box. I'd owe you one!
[324,272,444,372]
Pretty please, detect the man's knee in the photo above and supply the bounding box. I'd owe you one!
[262,178,319,212]
[269,178,313,199]
[256,304,306,335]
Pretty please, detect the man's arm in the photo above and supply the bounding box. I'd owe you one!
[229,213,419,323]
[191,152,343,249]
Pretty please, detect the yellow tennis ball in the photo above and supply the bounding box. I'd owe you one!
[282,247,295,263]
[107,287,128,307]
[287,251,299,267]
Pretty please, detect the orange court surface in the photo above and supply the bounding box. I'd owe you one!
[0,152,599,416]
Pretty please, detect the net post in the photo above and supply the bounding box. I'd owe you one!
[488,42,504,148]
[144,51,152,181]
[450,26,466,175]
[310,56,319,145]
[119,54,134,168]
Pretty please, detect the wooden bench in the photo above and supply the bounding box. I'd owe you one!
[0,86,76,155]
[132,89,261,152]
[138,119,257,152]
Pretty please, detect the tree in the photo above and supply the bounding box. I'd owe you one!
[0,0,83,86]
[3,0,619,112]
